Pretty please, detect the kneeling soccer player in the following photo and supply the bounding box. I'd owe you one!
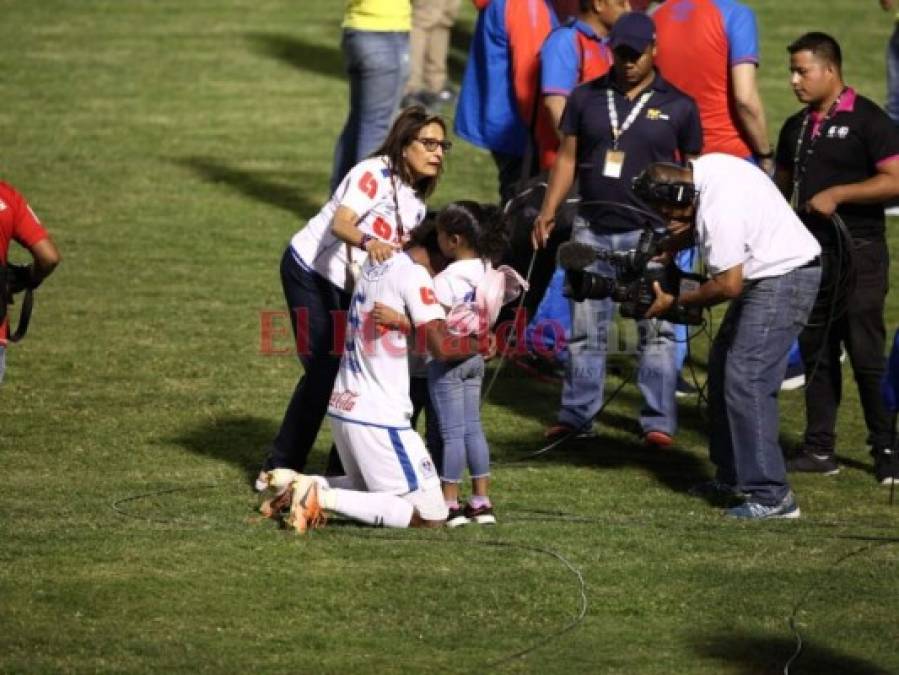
[260,220,485,531]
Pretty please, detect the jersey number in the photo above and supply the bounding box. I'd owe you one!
[372,216,392,241]
[358,171,378,199]
[420,288,437,305]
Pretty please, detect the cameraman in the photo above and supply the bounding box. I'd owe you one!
[637,156,820,519]
[532,12,702,446]
[0,180,60,384]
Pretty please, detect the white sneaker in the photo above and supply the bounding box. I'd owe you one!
[253,470,269,493]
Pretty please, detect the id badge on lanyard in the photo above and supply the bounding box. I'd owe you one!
[603,150,626,179]
[604,88,652,180]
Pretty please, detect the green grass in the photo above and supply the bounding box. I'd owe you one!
[1,1,898,672]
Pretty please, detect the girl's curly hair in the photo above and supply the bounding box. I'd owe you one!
[435,200,509,265]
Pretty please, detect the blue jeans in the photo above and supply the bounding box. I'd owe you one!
[270,248,351,471]
[708,266,821,505]
[428,355,490,482]
[559,220,678,434]
[888,22,899,125]
[330,30,410,192]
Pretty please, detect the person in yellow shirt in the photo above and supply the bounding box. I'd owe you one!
[331,1,413,192]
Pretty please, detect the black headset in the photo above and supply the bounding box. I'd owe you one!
[632,165,697,207]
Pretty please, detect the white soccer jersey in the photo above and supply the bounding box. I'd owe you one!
[328,252,445,427]
[290,156,427,289]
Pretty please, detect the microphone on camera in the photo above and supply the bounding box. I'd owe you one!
[557,241,601,271]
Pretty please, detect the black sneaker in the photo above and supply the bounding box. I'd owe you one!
[780,362,806,391]
[675,375,698,398]
[446,506,470,528]
[873,447,899,485]
[464,502,496,525]
[786,448,840,475]
[400,90,437,110]
[435,86,457,105]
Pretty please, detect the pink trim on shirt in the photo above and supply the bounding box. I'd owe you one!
[810,87,857,138]
[835,87,857,113]
[876,154,899,168]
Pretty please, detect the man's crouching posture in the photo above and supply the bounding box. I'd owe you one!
[260,220,485,532]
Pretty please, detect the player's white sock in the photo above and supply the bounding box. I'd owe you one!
[322,475,363,490]
[322,488,414,528]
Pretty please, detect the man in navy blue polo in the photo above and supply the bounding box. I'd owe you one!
[532,12,702,446]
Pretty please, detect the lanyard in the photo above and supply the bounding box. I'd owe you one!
[607,88,653,150]
[791,88,846,209]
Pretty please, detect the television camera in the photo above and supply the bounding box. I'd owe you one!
[558,228,704,325]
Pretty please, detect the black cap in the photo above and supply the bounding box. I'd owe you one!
[609,12,656,54]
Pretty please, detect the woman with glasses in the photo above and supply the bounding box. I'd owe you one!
[257,106,452,488]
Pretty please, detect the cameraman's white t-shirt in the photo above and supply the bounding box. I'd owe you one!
[290,156,427,288]
[691,154,821,280]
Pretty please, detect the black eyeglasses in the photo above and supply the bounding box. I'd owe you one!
[414,137,453,152]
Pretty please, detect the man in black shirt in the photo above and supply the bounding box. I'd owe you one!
[532,12,702,447]
[775,32,899,485]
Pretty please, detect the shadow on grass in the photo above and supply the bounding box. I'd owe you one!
[175,156,322,219]
[836,453,876,477]
[246,32,345,80]
[171,414,277,486]
[693,632,893,675]
[486,369,712,493]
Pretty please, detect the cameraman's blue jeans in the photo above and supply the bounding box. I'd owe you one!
[428,355,490,482]
[709,266,820,506]
[330,29,410,192]
[559,222,678,435]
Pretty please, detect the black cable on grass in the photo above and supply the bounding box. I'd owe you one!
[110,484,899,673]
[334,531,589,670]
[783,541,895,675]
[493,371,634,465]
[110,482,589,671]
[111,483,221,525]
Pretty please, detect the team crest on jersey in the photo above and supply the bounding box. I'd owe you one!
[0,198,6,211]
[646,108,669,121]
[419,457,436,479]
[363,261,390,281]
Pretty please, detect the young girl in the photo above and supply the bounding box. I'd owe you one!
[429,201,515,527]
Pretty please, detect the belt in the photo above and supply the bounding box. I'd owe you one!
[798,256,820,269]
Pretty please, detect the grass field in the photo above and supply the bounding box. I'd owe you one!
[1,1,898,673]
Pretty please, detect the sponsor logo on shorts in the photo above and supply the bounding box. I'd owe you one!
[419,457,436,479]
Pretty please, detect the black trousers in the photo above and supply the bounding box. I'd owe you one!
[271,248,351,471]
[799,239,892,452]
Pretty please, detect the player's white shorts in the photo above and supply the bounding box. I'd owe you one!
[328,414,447,521]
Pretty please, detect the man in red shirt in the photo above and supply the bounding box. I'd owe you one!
[653,0,773,170]
[1,181,61,384]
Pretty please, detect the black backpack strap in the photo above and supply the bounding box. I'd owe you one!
[7,288,34,343]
